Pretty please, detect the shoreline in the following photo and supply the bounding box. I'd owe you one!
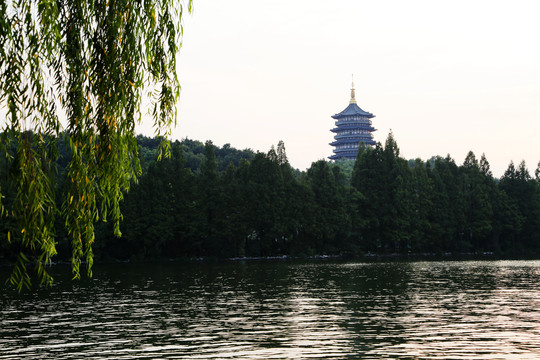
[4,251,540,269]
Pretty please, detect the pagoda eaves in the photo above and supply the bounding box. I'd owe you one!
[329,81,377,161]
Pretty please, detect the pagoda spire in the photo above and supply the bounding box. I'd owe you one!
[350,74,357,104]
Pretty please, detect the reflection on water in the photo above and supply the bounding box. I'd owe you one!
[1,260,540,359]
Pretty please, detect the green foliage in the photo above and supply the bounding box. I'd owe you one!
[499,161,540,252]
[3,131,540,278]
[332,159,355,184]
[99,134,537,260]
[305,160,350,253]
[1,0,192,289]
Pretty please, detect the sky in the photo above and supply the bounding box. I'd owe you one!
[152,0,539,177]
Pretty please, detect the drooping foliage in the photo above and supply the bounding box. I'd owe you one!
[0,0,192,290]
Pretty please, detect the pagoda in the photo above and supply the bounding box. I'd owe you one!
[329,80,376,160]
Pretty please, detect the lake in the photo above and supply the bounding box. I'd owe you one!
[1,260,540,359]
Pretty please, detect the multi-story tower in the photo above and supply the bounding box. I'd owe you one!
[329,81,376,160]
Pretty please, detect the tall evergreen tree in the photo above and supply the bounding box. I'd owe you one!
[408,159,435,251]
[351,143,385,251]
[243,152,284,256]
[500,161,540,252]
[427,156,465,251]
[198,140,224,256]
[379,133,413,252]
[460,151,493,251]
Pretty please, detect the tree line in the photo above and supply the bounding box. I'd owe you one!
[2,133,540,265]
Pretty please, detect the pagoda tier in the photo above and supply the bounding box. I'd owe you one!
[329,81,376,161]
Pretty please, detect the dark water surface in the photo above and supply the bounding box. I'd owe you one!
[1,260,540,359]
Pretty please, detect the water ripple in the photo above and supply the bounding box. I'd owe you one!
[1,260,540,359]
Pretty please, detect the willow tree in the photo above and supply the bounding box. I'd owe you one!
[0,0,192,290]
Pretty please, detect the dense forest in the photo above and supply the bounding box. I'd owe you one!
[1,133,540,264]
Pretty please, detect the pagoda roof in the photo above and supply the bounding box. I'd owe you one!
[332,103,374,119]
[331,125,376,132]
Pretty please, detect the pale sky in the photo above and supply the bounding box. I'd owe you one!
[158,0,539,177]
